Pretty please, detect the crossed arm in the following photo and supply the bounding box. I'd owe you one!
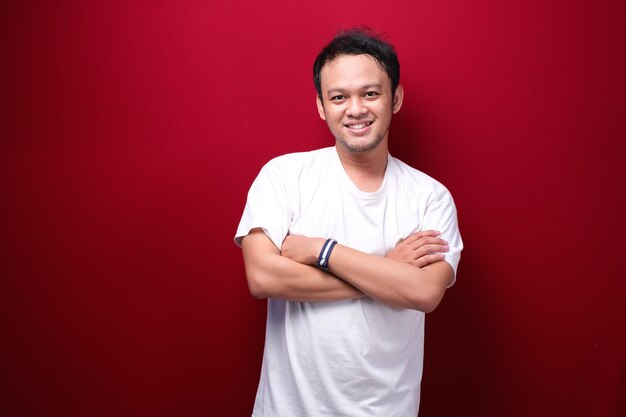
[241,228,454,312]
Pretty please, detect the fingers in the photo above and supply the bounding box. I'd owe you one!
[389,230,450,267]
[407,236,448,252]
[404,230,441,243]
[414,253,446,268]
[413,243,448,258]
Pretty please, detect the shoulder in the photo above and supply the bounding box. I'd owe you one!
[262,147,335,175]
[389,155,453,201]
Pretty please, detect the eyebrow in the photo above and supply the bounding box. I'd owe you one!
[326,83,384,96]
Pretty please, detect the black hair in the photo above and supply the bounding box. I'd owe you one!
[313,27,400,99]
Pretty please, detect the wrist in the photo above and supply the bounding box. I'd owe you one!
[316,238,338,270]
[307,238,325,265]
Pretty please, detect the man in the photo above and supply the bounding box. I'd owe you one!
[235,28,462,417]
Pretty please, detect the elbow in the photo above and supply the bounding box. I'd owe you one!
[248,285,267,300]
[410,264,453,313]
[420,296,443,313]
[246,274,268,299]
[245,268,274,299]
[410,288,446,313]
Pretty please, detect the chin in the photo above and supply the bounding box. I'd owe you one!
[338,136,384,153]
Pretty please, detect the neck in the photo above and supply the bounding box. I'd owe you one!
[335,142,388,192]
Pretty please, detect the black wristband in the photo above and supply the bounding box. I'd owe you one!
[316,239,337,270]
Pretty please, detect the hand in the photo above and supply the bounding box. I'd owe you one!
[281,234,326,266]
[386,230,448,268]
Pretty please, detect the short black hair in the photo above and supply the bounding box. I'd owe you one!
[313,27,400,99]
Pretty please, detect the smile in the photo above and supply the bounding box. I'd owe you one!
[345,121,373,130]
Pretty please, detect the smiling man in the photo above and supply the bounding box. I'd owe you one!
[235,28,463,417]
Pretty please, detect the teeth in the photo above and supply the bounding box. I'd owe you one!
[348,122,370,129]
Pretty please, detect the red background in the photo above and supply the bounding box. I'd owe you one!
[2,1,625,416]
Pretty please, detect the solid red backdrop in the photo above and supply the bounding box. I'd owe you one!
[1,1,625,416]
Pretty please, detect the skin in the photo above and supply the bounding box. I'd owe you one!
[315,54,403,192]
[241,53,454,312]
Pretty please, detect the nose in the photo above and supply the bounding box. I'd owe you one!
[346,98,368,117]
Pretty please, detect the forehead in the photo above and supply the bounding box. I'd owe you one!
[320,54,391,89]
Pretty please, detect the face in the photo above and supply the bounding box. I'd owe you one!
[316,54,403,154]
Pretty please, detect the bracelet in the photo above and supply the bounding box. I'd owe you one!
[316,238,338,270]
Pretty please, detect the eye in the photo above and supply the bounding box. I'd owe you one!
[364,91,379,98]
[330,95,346,101]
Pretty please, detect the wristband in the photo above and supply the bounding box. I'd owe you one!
[316,238,337,270]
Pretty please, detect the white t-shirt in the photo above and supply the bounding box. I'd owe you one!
[235,147,462,417]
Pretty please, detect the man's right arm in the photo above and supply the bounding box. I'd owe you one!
[241,228,449,303]
[241,228,365,302]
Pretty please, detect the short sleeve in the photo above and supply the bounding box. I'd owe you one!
[234,160,292,249]
[420,188,463,285]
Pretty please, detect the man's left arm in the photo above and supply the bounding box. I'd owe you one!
[282,235,454,312]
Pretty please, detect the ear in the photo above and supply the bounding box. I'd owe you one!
[316,94,327,121]
[392,84,404,114]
